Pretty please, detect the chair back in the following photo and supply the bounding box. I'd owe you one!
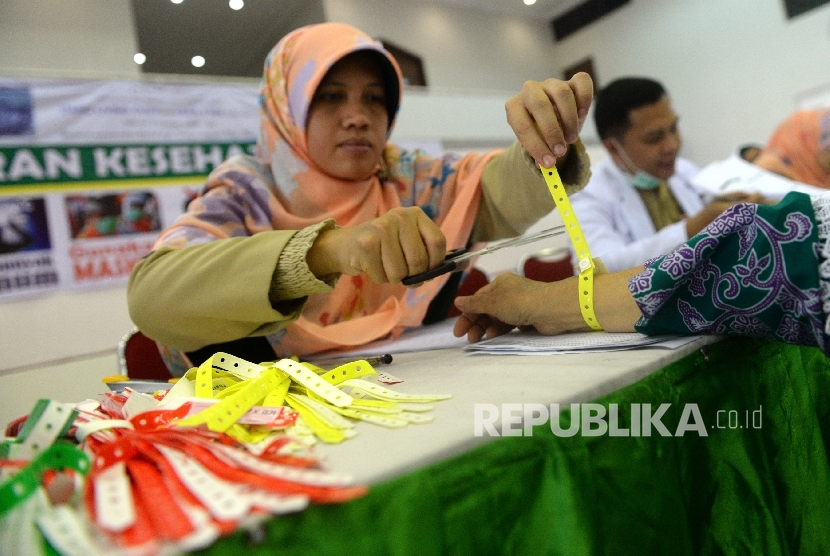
[118,327,173,380]
[447,266,490,318]
[517,247,574,282]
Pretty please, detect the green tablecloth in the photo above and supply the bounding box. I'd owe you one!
[198,337,830,555]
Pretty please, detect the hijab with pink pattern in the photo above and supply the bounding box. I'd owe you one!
[754,108,830,189]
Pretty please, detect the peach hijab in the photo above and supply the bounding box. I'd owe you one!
[755,108,830,189]
[184,22,496,356]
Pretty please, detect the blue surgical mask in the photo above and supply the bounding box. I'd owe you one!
[610,138,663,190]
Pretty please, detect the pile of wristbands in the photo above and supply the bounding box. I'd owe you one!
[0,353,450,555]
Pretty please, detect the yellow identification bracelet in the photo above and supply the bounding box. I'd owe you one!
[540,165,603,331]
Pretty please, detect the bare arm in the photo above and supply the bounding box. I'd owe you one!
[452,268,644,343]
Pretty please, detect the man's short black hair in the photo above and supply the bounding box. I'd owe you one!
[594,77,666,140]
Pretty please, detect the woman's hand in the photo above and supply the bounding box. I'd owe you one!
[453,268,644,343]
[306,207,447,284]
[505,72,594,169]
[452,273,568,342]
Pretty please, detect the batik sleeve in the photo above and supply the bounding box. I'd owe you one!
[628,192,827,354]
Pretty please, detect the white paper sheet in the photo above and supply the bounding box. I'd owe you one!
[692,155,827,200]
[462,329,703,355]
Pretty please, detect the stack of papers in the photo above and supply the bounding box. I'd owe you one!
[462,329,701,355]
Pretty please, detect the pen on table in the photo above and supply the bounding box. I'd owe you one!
[365,353,394,365]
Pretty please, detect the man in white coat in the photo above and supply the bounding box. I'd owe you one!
[570,77,759,272]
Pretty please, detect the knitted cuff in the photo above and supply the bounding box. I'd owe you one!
[269,219,338,305]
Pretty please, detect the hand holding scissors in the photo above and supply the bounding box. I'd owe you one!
[402,226,567,286]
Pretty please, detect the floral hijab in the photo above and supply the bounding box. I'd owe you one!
[157,22,496,356]
[755,109,830,189]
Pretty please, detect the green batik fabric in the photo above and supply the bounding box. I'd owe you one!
[630,192,828,354]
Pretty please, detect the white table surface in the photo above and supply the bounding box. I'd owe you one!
[314,334,719,485]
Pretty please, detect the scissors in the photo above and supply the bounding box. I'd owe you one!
[402,226,567,286]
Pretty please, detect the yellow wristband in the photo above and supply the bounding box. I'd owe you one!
[540,165,603,331]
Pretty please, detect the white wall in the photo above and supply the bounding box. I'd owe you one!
[0,0,140,78]
[549,0,830,165]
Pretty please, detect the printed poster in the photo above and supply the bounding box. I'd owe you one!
[0,76,260,299]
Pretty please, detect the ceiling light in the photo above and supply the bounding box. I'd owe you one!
[171,0,183,4]
[191,55,206,68]
[133,53,146,65]
[229,0,244,10]
[524,0,536,5]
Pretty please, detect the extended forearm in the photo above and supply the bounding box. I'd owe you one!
[592,267,643,332]
[531,267,642,334]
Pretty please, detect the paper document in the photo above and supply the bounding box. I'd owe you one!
[309,318,467,361]
[692,155,827,200]
[462,329,702,355]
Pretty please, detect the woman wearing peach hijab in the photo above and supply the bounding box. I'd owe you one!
[754,108,830,188]
[128,22,593,374]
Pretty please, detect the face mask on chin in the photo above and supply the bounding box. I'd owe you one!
[610,138,663,190]
[625,169,662,190]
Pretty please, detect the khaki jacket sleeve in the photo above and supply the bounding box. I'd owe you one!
[473,139,591,242]
[128,223,335,352]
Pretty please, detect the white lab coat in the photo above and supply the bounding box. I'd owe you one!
[570,157,705,272]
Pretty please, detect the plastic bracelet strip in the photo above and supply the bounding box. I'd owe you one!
[0,442,90,517]
[155,445,250,522]
[285,394,355,431]
[349,397,398,410]
[395,402,435,412]
[303,389,436,426]
[205,352,267,381]
[272,359,353,408]
[262,376,292,408]
[37,503,108,556]
[211,444,355,487]
[338,379,452,403]
[283,396,354,444]
[93,461,135,533]
[329,406,409,428]
[174,368,284,432]
[540,164,603,331]
[1,400,78,461]
[319,360,379,386]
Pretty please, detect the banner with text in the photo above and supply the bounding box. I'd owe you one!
[0,76,259,299]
